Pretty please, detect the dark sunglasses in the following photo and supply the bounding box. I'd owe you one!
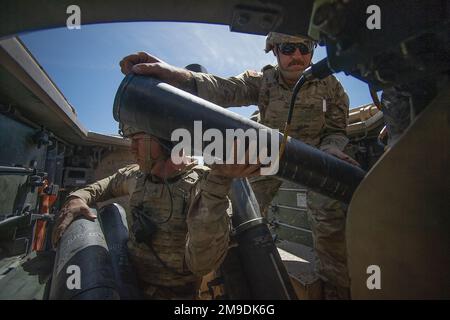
[278,42,312,55]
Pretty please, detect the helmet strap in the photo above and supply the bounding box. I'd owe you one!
[141,137,169,174]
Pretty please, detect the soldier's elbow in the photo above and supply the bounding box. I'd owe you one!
[185,258,214,276]
[185,251,227,277]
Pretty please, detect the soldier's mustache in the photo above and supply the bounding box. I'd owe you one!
[288,60,303,67]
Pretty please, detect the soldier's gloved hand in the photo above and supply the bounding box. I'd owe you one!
[323,146,361,167]
[51,197,97,248]
[119,51,193,88]
[210,162,261,178]
[209,139,261,178]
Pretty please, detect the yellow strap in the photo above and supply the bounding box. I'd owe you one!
[278,122,291,163]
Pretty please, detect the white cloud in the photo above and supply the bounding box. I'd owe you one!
[121,22,276,77]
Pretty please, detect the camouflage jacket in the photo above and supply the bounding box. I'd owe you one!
[191,64,350,150]
[70,163,232,287]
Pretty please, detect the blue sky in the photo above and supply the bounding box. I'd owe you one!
[20,22,372,135]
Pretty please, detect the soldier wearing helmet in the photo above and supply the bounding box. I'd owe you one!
[119,33,357,299]
[264,32,317,85]
[118,122,175,175]
[51,64,261,299]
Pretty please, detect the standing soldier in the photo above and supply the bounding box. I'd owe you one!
[119,32,359,299]
[51,121,258,299]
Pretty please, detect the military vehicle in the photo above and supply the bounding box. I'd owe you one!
[0,0,448,300]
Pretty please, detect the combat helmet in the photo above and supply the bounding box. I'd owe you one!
[118,122,175,154]
[265,32,317,53]
[118,122,143,138]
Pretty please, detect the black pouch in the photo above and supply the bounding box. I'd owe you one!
[131,207,158,244]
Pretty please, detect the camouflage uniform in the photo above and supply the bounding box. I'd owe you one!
[190,60,351,298]
[70,162,232,299]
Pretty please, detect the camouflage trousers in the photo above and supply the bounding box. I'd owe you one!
[128,241,201,300]
[138,281,200,300]
[249,176,351,300]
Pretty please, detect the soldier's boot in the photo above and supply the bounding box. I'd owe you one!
[307,190,351,300]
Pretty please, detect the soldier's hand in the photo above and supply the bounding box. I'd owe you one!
[210,162,261,178]
[51,197,97,248]
[119,51,163,75]
[210,140,261,178]
[119,52,193,88]
[324,147,361,167]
